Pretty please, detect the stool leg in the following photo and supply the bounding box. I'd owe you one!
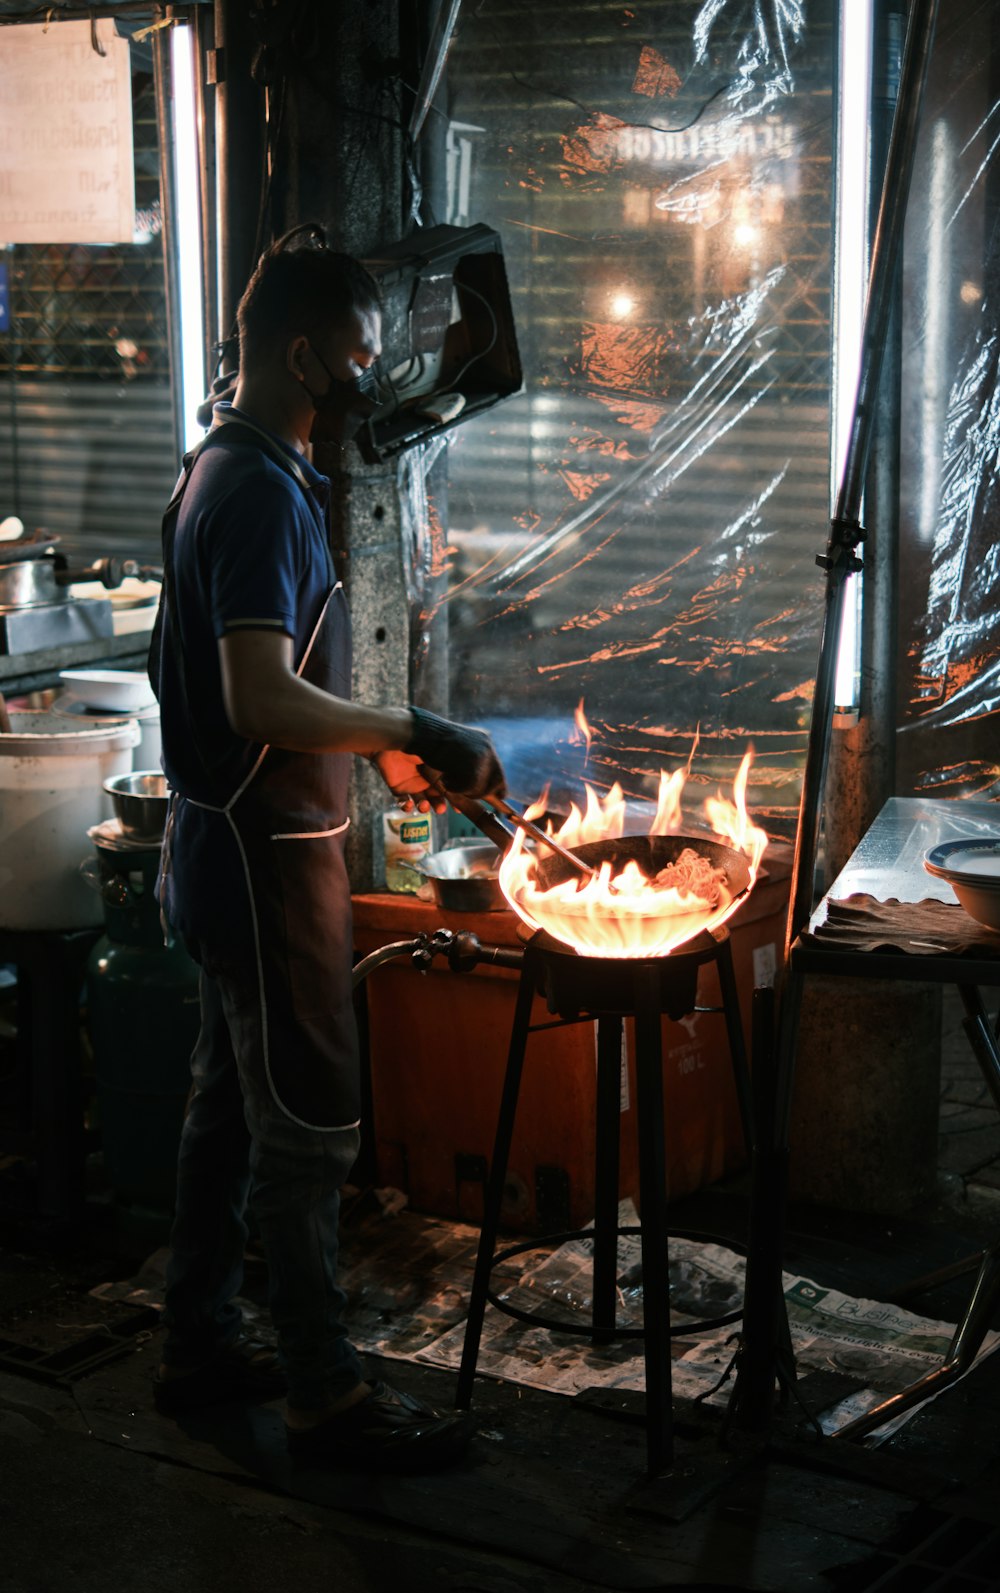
[592,1014,623,1344]
[714,933,753,1156]
[456,960,536,1409]
[633,962,673,1475]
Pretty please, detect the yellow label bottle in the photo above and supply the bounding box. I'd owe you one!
[383,808,433,893]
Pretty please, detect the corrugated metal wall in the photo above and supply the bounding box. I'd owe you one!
[0,62,176,564]
[0,378,175,561]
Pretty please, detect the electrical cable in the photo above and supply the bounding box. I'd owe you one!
[446,278,498,392]
[369,275,499,439]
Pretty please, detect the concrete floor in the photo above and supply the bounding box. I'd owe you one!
[2,986,1000,1592]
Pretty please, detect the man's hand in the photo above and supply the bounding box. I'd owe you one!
[371,750,448,814]
[405,708,507,800]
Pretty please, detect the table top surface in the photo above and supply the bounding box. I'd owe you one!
[796,797,1000,984]
[814,796,1000,927]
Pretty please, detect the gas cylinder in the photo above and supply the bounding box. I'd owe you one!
[84,833,201,1212]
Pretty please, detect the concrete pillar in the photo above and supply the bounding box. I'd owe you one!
[253,0,414,888]
[789,976,942,1216]
[326,466,410,888]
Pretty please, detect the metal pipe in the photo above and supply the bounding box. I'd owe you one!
[786,0,940,951]
[832,1241,1000,1441]
[823,0,906,882]
[351,938,423,988]
[152,19,183,465]
[213,0,264,355]
[193,4,218,385]
[409,0,462,145]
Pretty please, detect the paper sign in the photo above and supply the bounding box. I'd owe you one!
[0,20,136,244]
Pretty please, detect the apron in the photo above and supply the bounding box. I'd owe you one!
[155,414,360,1133]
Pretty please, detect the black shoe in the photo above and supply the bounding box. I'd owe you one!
[154,1335,286,1414]
[285,1381,476,1474]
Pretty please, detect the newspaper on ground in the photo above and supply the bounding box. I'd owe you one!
[95,1194,998,1446]
[337,1196,1000,1446]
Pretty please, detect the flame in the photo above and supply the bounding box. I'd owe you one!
[499,749,768,960]
[572,698,593,761]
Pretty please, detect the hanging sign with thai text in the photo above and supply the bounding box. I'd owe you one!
[0,20,135,244]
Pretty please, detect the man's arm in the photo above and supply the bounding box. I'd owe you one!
[218,628,506,803]
[219,627,411,754]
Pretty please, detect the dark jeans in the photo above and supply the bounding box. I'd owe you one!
[161,961,363,1410]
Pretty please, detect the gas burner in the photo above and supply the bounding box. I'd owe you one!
[392,921,727,1023]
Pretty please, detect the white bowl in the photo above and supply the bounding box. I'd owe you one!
[59,667,156,713]
[924,840,1000,931]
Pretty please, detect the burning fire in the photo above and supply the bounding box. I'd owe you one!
[572,698,593,762]
[498,750,768,959]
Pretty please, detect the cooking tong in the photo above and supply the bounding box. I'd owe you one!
[448,792,598,883]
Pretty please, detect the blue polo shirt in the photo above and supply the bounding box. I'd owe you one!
[157,405,335,807]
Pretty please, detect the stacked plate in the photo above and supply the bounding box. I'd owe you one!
[924,839,1000,930]
[59,668,156,713]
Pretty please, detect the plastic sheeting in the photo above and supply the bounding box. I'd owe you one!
[423,0,836,836]
[898,0,1000,803]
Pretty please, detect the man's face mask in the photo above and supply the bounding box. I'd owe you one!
[304,347,383,445]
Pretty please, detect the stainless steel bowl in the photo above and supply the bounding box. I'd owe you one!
[103,770,170,842]
[404,842,506,912]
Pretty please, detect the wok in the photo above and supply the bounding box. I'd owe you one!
[454,791,750,896]
[519,833,752,962]
[452,795,751,933]
[530,832,751,902]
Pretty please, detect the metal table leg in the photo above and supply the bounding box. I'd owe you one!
[829,981,1000,1442]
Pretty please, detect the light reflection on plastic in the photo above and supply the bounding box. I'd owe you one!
[440,2,832,832]
[832,0,871,714]
[917,120,953,547]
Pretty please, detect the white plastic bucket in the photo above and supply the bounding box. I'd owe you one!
[0,710,141,929]
[51,691,162,773]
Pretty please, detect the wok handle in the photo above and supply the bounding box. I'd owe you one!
[445,792,516,852]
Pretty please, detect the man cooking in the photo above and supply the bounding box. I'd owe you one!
[149,225,506,1472]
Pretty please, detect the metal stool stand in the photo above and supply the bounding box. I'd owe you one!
[456,929,752,1476]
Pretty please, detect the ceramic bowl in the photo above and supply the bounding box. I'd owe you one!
[924,839,1000,930]
[60,667,157,713]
